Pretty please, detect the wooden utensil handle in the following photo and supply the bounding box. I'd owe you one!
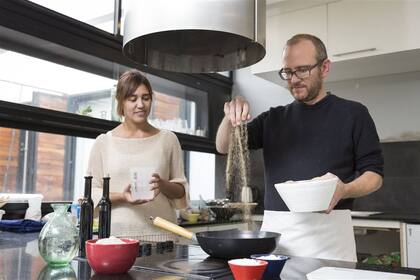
[151,216,195,240]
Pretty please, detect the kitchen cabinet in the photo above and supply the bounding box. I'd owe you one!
[407,224,420,269]
[251,0,420,85]
[327,0,420,62]
[251,4,327,76]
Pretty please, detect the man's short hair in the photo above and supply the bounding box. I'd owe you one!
[286,34,328,62]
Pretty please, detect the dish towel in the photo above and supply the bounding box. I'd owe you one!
[0,219,45,233]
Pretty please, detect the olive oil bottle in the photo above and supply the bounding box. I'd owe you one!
[79,175,93,257]
[98,176,111,238]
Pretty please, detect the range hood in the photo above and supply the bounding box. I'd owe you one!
[123,0,266,73]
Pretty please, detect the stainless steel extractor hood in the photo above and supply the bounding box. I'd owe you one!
[123,0,266,73]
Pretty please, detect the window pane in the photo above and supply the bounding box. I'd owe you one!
[1,129,68,200]
[1,129,216,202]
[0,48,209,137]
[0,48,117,119]
[28,0,115,33]
[187,151,215,200]
[147,74,209,137]
[0,128,93,201]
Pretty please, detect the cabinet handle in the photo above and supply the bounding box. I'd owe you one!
[333,48,377,57]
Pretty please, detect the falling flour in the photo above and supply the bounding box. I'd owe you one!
[226,123,252,221]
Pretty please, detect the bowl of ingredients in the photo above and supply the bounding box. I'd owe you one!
[209,206,238,221]
[86,236,139,274]
[186,213,200,223]
[228,258,268,280]
[274,177,338,212]
[251,254,289,279]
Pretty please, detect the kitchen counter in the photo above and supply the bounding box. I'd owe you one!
[351,212,420,224]
[1,231,420,279]
[351,211,420,268]
[178,218,245,227]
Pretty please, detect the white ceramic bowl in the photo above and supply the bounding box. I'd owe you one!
[274,177,338,212]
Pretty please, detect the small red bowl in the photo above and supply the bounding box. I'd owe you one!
[228,258,268,280]
[85,238,139,274]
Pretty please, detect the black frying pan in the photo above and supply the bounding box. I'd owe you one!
[151,216,280,259]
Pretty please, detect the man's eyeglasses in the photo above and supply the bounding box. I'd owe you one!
[278,60,325,81]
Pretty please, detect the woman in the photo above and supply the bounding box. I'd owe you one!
[87,69,189,237]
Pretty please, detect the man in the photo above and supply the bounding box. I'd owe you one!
[216,34,384,261]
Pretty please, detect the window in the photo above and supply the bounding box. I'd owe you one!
[0,2,231,203]
[0,130,216,202]
[186,151,215,200]
[28,0,116,33]
[0,128,90,201]
[0,48,209,137]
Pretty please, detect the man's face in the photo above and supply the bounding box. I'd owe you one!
[282,40,324,104]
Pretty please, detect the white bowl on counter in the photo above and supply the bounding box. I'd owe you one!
[275,177,338,212]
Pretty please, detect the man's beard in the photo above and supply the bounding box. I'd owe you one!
[289,74,323,104]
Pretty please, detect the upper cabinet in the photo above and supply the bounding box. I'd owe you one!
[251,5,327,81]
[252,0,420,85]
[328,1,420,62]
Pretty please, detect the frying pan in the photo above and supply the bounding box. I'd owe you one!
[151,216,280,259]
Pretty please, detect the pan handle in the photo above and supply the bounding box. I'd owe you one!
[150,216,196,241]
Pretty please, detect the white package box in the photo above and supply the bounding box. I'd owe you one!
[307,267,415,280]
[130,166,155,200]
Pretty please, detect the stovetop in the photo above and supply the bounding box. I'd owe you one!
[131,244,233,279]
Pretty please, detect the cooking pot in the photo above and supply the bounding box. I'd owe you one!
[151,216,280,259]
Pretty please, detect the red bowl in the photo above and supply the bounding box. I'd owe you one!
[85,238,139,274]
[228,258,268,280]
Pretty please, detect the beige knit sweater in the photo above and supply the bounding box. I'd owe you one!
[87,129,189,237]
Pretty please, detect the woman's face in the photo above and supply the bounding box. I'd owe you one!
[122,84,152,124]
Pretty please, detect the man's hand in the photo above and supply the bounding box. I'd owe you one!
[122,184,153,205]
[224,96,251,127]
[322,173,347,214]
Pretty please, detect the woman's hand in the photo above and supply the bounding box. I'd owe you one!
[122,184,153,205]
[149,173,163,197]
[149,173,185,199]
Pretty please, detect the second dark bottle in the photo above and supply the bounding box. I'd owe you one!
[79,175,93,257]
[98,176,111,238]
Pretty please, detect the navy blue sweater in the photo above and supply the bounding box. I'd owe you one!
[247,94,384,211]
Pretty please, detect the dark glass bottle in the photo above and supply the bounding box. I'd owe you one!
[98,176,111,238]
[79,175,93,257]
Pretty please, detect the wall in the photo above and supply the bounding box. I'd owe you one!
[326,71,420,142]
[326,71,420,212]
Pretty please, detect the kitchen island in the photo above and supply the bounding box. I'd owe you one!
[1,231,420,279]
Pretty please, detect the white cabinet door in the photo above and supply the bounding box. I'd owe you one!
[328,0,420,62]
[407,224,420,269]
[252,5,327,75]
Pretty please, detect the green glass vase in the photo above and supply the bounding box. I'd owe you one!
[38,204,79,267]
[37,265,77,280]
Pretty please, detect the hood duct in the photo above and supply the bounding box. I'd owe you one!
[123,0,266,73]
